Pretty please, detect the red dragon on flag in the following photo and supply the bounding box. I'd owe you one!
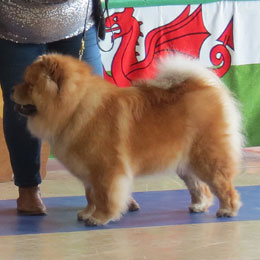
[104,5,234,87]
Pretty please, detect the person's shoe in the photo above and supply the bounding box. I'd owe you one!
[17,186,47,215]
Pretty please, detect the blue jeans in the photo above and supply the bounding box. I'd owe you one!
[0,26,103,187]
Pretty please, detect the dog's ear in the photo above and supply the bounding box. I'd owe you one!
[37,55,64,88]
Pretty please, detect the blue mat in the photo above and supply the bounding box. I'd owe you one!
[0,186,260,236]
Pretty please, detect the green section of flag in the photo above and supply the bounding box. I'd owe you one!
[104,0,256,8]
[223,64,260,146]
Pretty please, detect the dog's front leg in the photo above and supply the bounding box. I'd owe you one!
[77,186,96,221]
[84,172,132,226]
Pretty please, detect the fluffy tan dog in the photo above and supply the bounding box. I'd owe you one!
[12,54,243,226]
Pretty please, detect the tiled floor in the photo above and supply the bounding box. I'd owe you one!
[0,149,260,260]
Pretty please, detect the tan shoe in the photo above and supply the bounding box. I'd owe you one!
[17,186,47,215]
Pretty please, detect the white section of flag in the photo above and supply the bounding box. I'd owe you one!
[100,1,260,69]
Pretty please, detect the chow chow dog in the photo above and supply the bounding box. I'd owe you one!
[12,54,243,226]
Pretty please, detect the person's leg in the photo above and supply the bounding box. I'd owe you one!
[0,39,47,215]
[47,26,103,76]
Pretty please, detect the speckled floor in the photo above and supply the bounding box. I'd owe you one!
[0,148,260,260]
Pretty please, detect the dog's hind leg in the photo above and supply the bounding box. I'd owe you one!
[189,139,242,217]
[177,166,213,213]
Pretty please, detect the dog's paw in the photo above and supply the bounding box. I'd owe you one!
[189,194,213,213]
[77,208,94,221]
[189,203,208,213]
[84,210,121,226]
[216,208,237,218]
[128,198,140,212]
[84,217,99,226]
[189,200,212,213]
[84,216,109,226]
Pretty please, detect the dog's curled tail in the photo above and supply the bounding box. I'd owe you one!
[153,54,244,160]
[151,54,224,90]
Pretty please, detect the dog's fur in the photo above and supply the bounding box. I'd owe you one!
[12,54,243,225]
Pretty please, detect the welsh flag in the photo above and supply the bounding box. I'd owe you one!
[100,0,260,146]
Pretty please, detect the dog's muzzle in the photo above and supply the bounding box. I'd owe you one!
[14,104,37,116]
